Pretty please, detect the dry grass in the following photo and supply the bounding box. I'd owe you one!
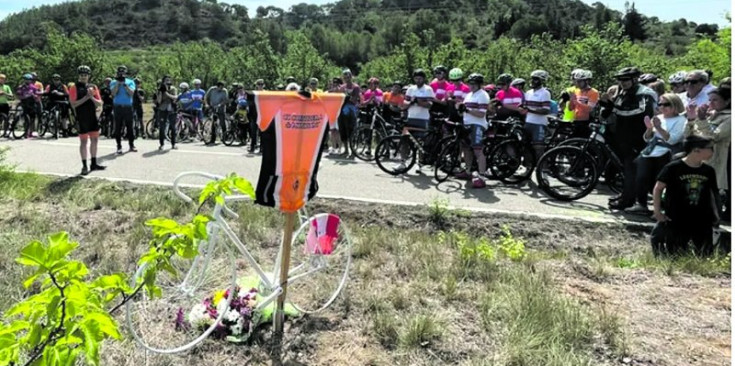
[0,167,729,366]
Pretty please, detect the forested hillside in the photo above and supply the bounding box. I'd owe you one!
[0,0,729,95]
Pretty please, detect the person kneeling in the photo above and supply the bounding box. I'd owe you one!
[651,135,720,256]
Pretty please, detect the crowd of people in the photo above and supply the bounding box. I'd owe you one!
[0,64,729,256]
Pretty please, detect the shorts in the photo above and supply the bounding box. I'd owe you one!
[523,123,546,143]
[77,109,100,136]
[0,104,9,116]
[405,118,429,137]
[466,124,486,148]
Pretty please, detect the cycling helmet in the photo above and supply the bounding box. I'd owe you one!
[192,78,202,85]
[614,67,641,79]
[133,78,141,83]
[0,74,5,79]
[392,80,403,87]
[511,78,526,87]
[342,69,352,76]
[77,65,91,74]
[231,82,239,87]
[286,76,296,83]
[530,70,549,81]
[30,72,38,79]
[668,71,687,84]
[496,73,513,85]
[413,69,427,78]
[433,65,448,75]
[448,68,464,81]
[572,70,593,81]
[52,74,61,79]
[467,73,484,85]
[638,73,657,84]
[179,82,189,89]
[117,65,127,73]
[22,74,33,81]
[309,77,319,84]
[368,77,379,84]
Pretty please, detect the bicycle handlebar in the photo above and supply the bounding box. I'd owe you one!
[172,171,247,219]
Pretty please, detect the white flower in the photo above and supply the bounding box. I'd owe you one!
[216,298,229,315]
[224,309,241,323]
[187,304,213,328]
[230,318,245,335]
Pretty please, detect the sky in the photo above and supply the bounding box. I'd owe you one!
[0,0,730,26]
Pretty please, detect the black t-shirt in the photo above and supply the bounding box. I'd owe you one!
[657,159,719,224]
[100,86,113,105]
[47,83,68,102]
[73,82,96,118]
[134,89,145,108]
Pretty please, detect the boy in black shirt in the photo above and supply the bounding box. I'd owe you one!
[651,135,720,256]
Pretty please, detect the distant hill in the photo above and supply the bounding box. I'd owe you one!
[0,0,721,69]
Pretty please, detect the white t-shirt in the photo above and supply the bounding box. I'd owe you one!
[678,88,709,108]
[463,89,490,128]
[405,84,435,120]
[524,88,551,126]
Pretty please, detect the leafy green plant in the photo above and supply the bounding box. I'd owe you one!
[494,225,526,262]
[427,197,450,226]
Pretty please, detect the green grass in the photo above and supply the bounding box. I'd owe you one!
[0,162,724,365]
[609,250,731,277]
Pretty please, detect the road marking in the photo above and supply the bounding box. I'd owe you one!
[22,169,669,229]
[37,141,246,156]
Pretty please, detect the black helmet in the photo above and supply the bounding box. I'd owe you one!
[433,65,448,75]
[413,69,427,78]
[496,73,513,85]
[614,67,641,79]
[77,65,91,74]
[638,73,657,84]
[467,73,484,85]
[117,65,128,73]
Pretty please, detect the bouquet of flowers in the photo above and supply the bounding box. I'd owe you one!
[176,285,260,342]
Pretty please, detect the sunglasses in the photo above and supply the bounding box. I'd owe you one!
[256,83,264,86]
[617,78,632,82]
[685,80,702,85]
[658,102,672,107]
[496,83,506,87]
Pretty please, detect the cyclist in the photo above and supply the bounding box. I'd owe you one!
[232,86,250,144]
[99,77,114,132]
[382,80,405,121]
[45,74,70,137]
[246,79,266,153]
[563,69,599,138]
[110,66,137,154]
[446,68,470,122]
[338,69,361,156]
[190,79,206,125]
[69,65,105,175]
[492,73,524,121]
[362,77,383,107]
[307,78,323,93]
[511,78,527,104]
[30,72,44,136]
[430,65,450,116]
[133,78,145,138]
[178,82,194,111]
[456,73,491,188]
[522,70,551,158]
[668,71,687,94]
[600,66,656,210]
[16,74,41,138]
[0,74,14,136]
[155,76,178,150]
[397,68,434,171]
[204,81,229,145]
[326,77,343,155]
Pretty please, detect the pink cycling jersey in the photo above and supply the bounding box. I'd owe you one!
[430,79,451,101]
[362,88,383,104]
[446,83,471,102]
[495,87,523,108]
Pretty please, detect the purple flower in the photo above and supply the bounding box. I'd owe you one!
[175,308,190,332]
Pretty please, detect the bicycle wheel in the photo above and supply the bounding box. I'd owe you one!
[222,124,236,146]
[201,119,214,143]
[11,114,27,139]
[176,119,191,143]
[288,214,352,314]
[535,146,598,201]
[375,135,416,175]
[434,140,465,182]
[146,118,159,140]
[51,111,60,139]
[0,114,8,138]
[351,125,379,161]
[489,140,536,184]
[126,223,237,354]
[37,112,49,137]
[559,138,607,174]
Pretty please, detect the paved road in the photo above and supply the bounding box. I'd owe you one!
[1,136,642,224]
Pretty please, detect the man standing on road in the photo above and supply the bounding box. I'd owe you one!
[191,79,206,125]
[204,81,229,145]
[133,78,145,139]
[155,76,178,150]
[45,74,71,137]
[521,70,552,158]
[0,74,14,137]
[69,65,105,175]
[110,65,137,154]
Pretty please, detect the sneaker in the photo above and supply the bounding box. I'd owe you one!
[455,171,472,180]
[90,164,106,171]
[129,146,138,152]
[472,177,486,188]
[171,145,178,150]
[116,149,123,155]
[624,203,650,214]
[31,132,38,138]
[394,162,407,171]
[80,166,89,176]
[609,201,633,210]
[159,145,164,151]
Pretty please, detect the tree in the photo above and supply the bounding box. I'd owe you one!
[623,2,647,42]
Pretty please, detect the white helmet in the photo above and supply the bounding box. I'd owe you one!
[179,82,189,89]
[530,70,549,81]
[192,78,202,85]
[573,70,592,81]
